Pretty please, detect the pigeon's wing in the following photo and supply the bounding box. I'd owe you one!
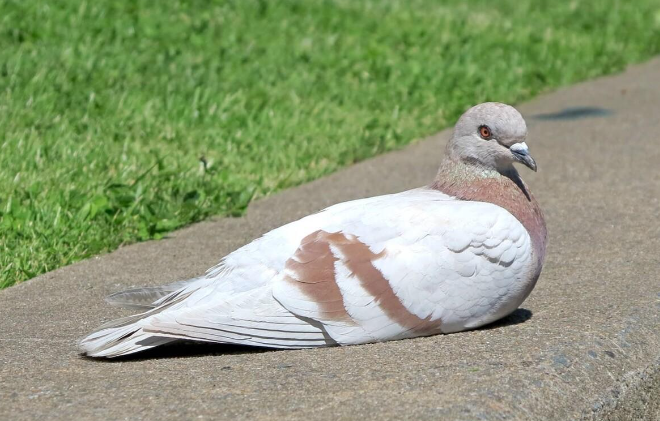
[126,192,436,350]
[80,191,411,357]
[100,190,427,312]
[273,189,534,345]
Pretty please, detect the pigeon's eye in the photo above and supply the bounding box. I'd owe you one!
[479,125,492,140]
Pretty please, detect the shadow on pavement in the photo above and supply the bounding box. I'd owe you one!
[81,341,274,363]
[480,307,533,331]
[531,106,612,120]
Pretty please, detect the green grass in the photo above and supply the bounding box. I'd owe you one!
[1,0,659,288]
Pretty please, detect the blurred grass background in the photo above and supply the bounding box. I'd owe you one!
[1,0,659,288]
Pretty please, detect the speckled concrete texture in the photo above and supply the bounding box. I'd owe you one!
[1,57,659,421]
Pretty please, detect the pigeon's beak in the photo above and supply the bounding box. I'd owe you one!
[510,142,537,172]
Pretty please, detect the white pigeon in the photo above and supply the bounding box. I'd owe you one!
[80,102,547,358]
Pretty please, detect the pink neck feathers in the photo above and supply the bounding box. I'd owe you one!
[431,160,547,262]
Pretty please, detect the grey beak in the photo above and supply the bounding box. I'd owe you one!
[510,142,537,172]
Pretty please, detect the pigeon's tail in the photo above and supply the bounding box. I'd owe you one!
[80,276,214,358]
[79,313,174,358]
[104,277,206,311]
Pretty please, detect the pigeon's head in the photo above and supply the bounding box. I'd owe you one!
[447,102,537,172]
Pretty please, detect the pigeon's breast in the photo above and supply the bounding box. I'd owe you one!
[273,193,540,343]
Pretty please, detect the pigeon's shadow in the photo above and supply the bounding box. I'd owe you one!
[82,341,274,363]
[82,308,534,362]
[479,307,533,331]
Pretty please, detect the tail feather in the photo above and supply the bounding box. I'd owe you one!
[79,324,175,358]
[79,269,334,358]
[105,277,205,310]
[80,278,207,357]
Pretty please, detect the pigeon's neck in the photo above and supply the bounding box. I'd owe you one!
[431,159,547,261]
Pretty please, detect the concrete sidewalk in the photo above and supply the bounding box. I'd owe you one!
[2,58,660,421]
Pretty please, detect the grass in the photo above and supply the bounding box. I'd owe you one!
[1,0,659,289]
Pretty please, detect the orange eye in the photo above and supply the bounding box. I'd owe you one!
[479,125,492,139]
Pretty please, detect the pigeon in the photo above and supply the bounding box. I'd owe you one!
[80,102,547,358]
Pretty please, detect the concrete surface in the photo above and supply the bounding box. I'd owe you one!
[2,57,660,421]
